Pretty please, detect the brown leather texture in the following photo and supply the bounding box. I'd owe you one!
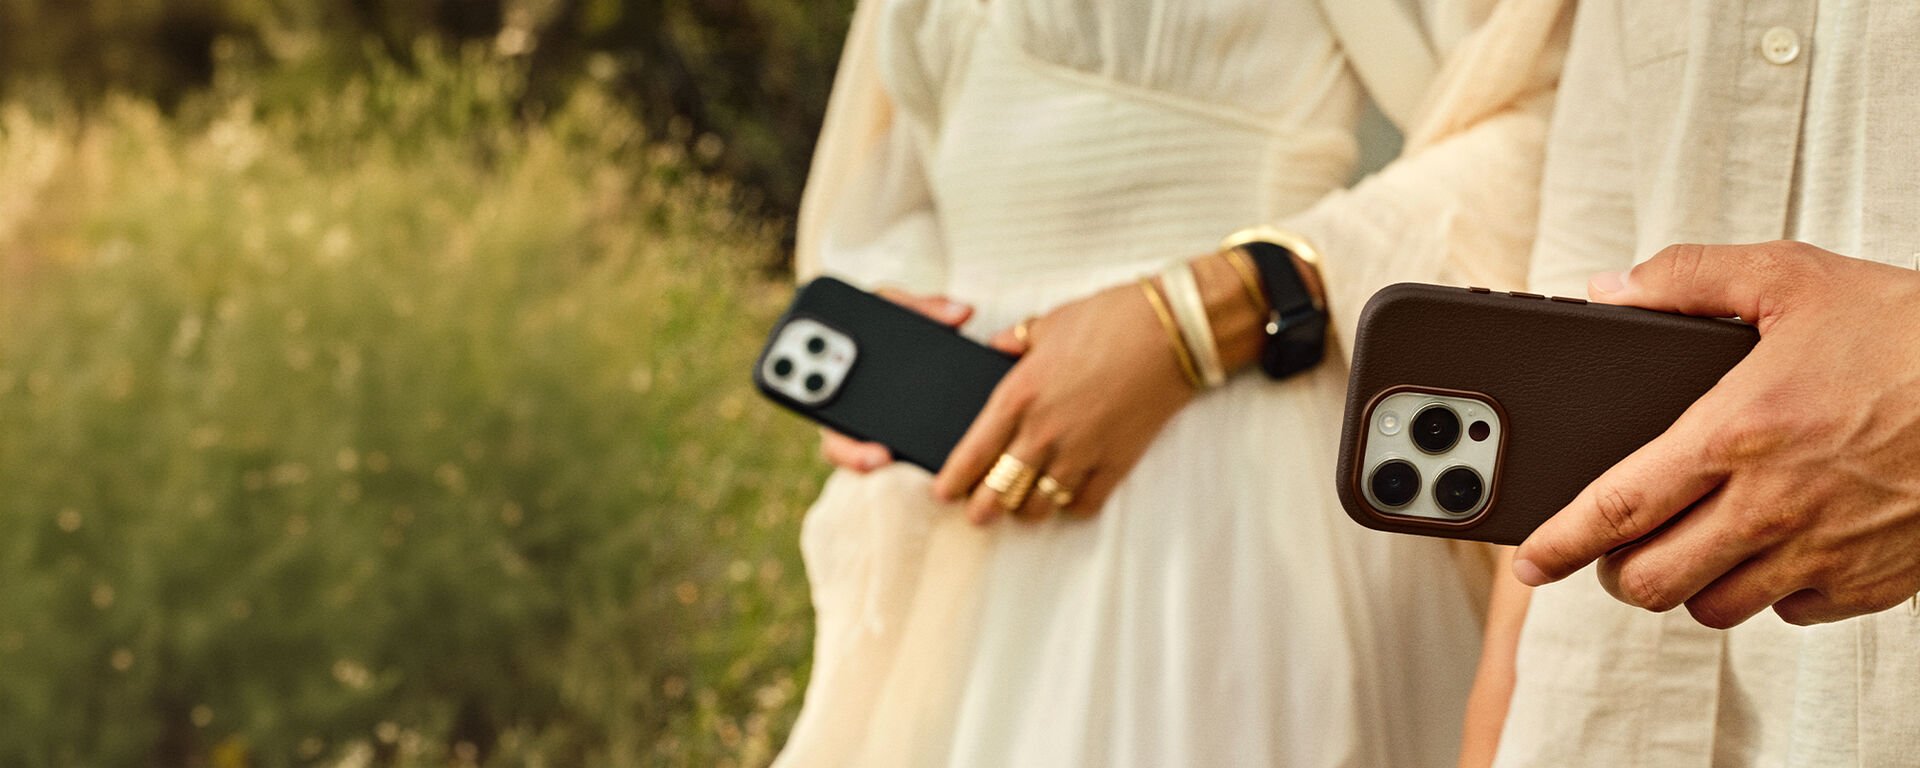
[1336,283,1759,545]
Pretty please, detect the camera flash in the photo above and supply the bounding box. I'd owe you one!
[1380,411,1402,435]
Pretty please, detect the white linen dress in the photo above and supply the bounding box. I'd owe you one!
[780,1,1569,765]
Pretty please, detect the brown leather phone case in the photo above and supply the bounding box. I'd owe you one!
[1336,283,1759,545]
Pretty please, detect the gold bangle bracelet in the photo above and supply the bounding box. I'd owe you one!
[1158,263,1226,388]
[1139,278,1204,389]
[1223,248,1272,314]
[1220,225,1328,313]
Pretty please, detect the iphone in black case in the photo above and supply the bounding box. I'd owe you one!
[754,277,1015,472]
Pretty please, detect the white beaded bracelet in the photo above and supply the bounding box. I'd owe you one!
[1158,263,1227,388]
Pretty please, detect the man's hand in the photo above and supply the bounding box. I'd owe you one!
[1513,241,1920,628]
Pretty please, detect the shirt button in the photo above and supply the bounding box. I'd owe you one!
[1760,26,1802,65]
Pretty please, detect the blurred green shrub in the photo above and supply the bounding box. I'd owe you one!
[0,0,857,238]
[0,46,822,767]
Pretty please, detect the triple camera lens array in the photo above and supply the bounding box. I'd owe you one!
[1368,405,1485,515]
[760,318,857,406]
[770,335,833,394]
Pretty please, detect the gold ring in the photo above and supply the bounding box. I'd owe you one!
[1036,475,1074,509]
[1012,317,1035,347]
[983,453,1039,512]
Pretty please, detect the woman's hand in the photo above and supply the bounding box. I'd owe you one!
[819,289,976,472]
[931,254,1269,523]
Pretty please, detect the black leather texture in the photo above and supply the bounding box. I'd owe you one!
[1336,283,1759,545]
[754,277,1016,472]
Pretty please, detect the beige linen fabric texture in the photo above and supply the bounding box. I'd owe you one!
[782,0,1568,765]
[1500,1,1920,766]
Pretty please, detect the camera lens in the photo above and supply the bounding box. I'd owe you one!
[771,357,795,378]
[806,336,828,355]
[1411,406,1462,454]
[804,373,827,393]
[1433,466,1485,515]
[1369,460,1421,509]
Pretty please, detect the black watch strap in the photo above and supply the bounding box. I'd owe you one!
[1237,240,1328,380]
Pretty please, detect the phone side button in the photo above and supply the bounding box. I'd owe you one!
[1509,291,1546,300]
[1550,295,1589,305]
[1467,286,1492,293]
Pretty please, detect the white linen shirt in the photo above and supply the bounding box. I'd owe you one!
[1501,1,1920,766]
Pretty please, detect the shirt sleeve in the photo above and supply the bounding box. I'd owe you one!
[793,0,948,293]
[1276,0,1572,366]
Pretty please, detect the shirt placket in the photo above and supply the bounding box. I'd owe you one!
[1728,0,1817,241]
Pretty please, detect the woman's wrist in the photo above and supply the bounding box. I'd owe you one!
[1142,247,1329,385]
[1213,225,1332,381]
[1191,253,1275,373]
[1138,277,1207,389]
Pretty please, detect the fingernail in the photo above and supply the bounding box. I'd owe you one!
[1513,558,1551,587]
[937,300,966,320]
[862,448,887,470]
[1589,270,1627,296]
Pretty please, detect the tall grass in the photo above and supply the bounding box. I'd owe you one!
[0,47,821,767]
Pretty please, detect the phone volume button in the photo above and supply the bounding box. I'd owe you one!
[1550,295,1589,305]
[1508,291,1546,300]
[1467,286,1492,294]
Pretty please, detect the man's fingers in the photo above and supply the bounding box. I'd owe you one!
[1589,241,1820,326]
[820,430,891,472]
[1595,490,1762,612]
[1770,589,1862,627]
[1514,418,1725,586]
[1767,587,1914,627]
[1678,557,1805,629]
[875,288,973,328]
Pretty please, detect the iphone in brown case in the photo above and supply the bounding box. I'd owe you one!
[1336,283,1759,545]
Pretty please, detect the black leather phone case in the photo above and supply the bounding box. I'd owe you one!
[754,277,1015,472]
[1336,283,1760,545]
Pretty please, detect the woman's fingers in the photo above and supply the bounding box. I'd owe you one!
[1018,451,1093,521]
[1064,467,1127,519]
[985,316,1036,357]
[875,288,973,328]
[986,328,1028,356]
[965,434,1053,525]
[932,369,1030,500]
[954,319,1042,519]
[820,429,891,472]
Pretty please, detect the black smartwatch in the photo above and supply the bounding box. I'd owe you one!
[1221,227,1329,380]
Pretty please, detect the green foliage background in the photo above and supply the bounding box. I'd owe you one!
[0,3,852,766]
[0,0,857,232]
